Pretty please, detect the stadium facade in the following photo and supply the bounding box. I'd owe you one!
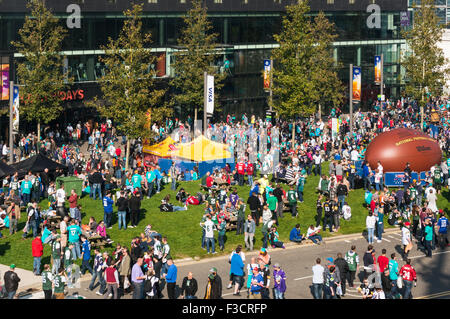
[0,0,417,122]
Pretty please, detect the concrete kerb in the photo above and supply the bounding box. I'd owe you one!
[8,227,401,294]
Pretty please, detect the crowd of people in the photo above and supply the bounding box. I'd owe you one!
[0,96,449,299]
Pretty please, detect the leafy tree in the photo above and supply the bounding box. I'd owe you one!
[13,0,68,141]
[401,0,450,128]
[170,0,226,127]
[90,3,169,170]
[271,0,343,145]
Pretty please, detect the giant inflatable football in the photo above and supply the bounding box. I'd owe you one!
[365,128,442,172]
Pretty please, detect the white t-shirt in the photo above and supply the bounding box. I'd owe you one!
[312,264,324,284]
[366,215,377,229]
[56,189,66,206]
[343,205,352,220]
[307,227,320,238]
[402,227,411,246]
[351,150,359,161]
[204,219,215,238]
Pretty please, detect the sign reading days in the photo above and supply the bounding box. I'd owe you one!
[20,89,85,103]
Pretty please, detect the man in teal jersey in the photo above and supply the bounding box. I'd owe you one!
[67,219,82,260]
[131,170,143,196]
[388,253,400,299]
[145,167,156,199]
[21,175,33,206]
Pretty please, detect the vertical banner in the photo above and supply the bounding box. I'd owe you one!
[331,118,340,142]
[1,64,10,101]
[352,66,361,102]
[12,85,19,133]
[263,59,271,90]
[374,55,381,84]
[206,74,214,115]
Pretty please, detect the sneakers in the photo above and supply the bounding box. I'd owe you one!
[377,240,382,243]
[227,284,233,289]
[108,293,113,297]
[212,252,217,254]
[96,291,103,296]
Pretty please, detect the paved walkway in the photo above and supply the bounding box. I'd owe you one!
[1,227,402,299]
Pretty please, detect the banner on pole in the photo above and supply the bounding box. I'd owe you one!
[331,118,340,142]
[1,64,9,101]
[374,55,382,84]
[206,74,214,115]
[263,59,271,90]
[12,85,19,133]
[352,66,361,102]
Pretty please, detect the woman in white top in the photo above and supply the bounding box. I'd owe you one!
[426,189,438,213]
[366,211,377,244]
[402,221,412,259]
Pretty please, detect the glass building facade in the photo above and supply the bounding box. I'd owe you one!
[0,0,410,119]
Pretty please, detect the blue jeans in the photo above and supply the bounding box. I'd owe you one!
[89,270,106,293]
[93,183,102,200]
[297,191,303,202]
[338,195,345,211]
[367,228,375,244]
[205,237,215,253]
[118,211,127,229]
[69,207,77,219]
[132,281,145,299]
[248,175,253,186]
[173,205,187,211]
[402,280,413,299]
[171,178,177,191]
[115,169,122,180]
[309,234,322,244]
[201,229,206,249]
[33,256,41,275]
[23,193,31,206]
[324,215,333,232]
[262,232,268,249]
[218,234,225,250]
[147,181,154,197]
[185,295,197,299]
[312,283,323,299]
[390,280,399,298]
[156,179,161,192]
[7,290,16,299]
[81,259,93,275]
[104,212,112,228]
[273,288,284,299]
[71,241,81,259]
[377,223,384,240]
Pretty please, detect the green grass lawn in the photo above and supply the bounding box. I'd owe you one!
[1,162,449,271]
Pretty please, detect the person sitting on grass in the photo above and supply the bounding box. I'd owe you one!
[176,188,188,203]
[289,224,304,243]
[269,226,285,249]
[306,224,323,245]
[159,199,187,212]
[96,220,114,244]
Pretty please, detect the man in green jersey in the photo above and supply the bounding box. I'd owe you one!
[287,185,298,218]
[53,268,67,299]
[344,245,359,288]
[433,164,442,194]
[41,264,53,299]
[64,243,74,288]
[267,191,278,226]
[51,233,62,274]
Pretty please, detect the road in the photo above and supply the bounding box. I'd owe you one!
[68,228,450,299]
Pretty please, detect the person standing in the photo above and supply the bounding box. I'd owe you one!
[131,257,146,299]
[244,214,256,251]
[334,252,349,297]
[424,219,434,258]
[402,222,412,260]
[60,216,69,251]
[180,272,198,299]
[115,190,129,230]
[67,219,82,260]
[51,233,62,274]
[4,264,20,299]
[32,234,44,275]
[128,190,141,228]
[118,248,131,296]
[204,267,222,299]
[53,268,67,299]
[229,247,244,296]
[287,185,298,218]
[22,201,40,239]
[163,259,177,299]
[273,263,287,299]
[89,248,106,295]
[316,194,323,227]
[344,245,359,288]
[55,184,66,217]
[399,259,417,299]
[20,175,32,206]
[311,258,324,299]
[68,189,78,219]
[247,191,261,227]
[249,267,264,299]
[366,211,377,244]
[203,215,217,254]
[102,191,114,229]
[7,202,20,235]
[104,259,120,299]
[437,210,449,249]
[323,266,338,299]
[41,264,53,299]
[388,253,400,299]
[235,200,245,235]
[169,162,178,191]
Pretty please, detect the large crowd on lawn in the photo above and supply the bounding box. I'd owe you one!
[0,96,449,299]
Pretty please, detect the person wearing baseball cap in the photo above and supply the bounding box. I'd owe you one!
[273,263,287,299]
[4,264,20,299]
[204,267,222,299]
[249,266,264,299]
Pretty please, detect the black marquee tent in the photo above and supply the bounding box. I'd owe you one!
[0,160,16,179]
[10,153,67,178]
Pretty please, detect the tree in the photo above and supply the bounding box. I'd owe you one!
[401,0,450,129]
[90,3,169,171]
[13,0,68,141]
[170,0,226,129]
[271,0,343,146]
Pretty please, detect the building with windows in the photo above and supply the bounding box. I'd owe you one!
[0,0,410,124]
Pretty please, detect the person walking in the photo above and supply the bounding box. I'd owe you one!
[344,245,359,288]
[32,234,44,275]
[311,258,324,299]
[131,257,146,299]
[4,264,20,299]
[388,253,400,299]
[244,214,255,251]
[399,259,417,299]
[436,210,449,249]
[423,219,434,258]
[41,264,53,299]
[53,268,67,299]
[273,263,287,299]
[104,259,120,299]
[229,247,244,296]
[180,272,198,299]
[334,252,349,297]
[88,248,106,295]
[80,235,93,275]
